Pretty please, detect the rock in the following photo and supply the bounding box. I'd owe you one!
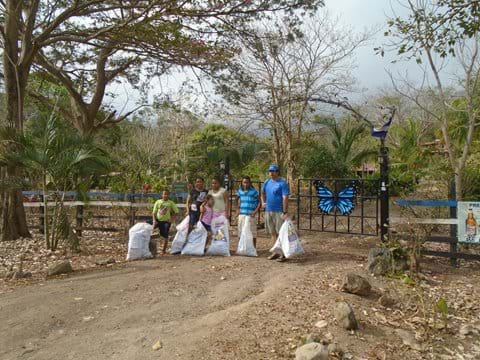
[368,248,391,276]
[395,329,424,351]
[304,333,320,344]
[341,273,371,296]
[368,247,408,276]
[315,320,328,329]
[47,261,73,276]
[295,343,329,360]
[327,343,341,355]
[322,332,334,344]
[333,302,358,330]
[458,324,478,337]
[12,271,32,279]
[95,258,116,266]
[378,294,396,308]
[152,340,162,351]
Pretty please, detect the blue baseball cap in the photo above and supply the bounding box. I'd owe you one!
[268,164,280,172]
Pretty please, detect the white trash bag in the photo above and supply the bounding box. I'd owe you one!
[206,216,231,257]
[170,216,190,254]
[270,220,304,259]
[126,222,153,261]
[236,216,257,257]
[181,222,208,256]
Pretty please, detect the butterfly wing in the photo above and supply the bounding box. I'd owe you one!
[314,181,335,214]
[335,183,357,215]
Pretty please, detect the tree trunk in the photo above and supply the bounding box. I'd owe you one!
[1,0,32,240]
[455,171,463,202]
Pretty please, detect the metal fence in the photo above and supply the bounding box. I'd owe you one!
[296,178,380,236]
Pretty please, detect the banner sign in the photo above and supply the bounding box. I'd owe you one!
[458,202,480,243]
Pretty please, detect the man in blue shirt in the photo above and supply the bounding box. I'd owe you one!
[261,164,290,261]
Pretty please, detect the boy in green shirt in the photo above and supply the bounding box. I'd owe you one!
[152,190,179,255]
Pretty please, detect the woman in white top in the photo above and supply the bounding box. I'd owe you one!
[208,177,230,219]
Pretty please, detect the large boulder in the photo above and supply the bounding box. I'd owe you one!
[47,260,73,276]
[333,302,358,330]
[368,247,408,276]
[295,343,328,360]
[341,273,371,296]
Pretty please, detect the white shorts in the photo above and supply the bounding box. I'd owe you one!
[238,214,257,237]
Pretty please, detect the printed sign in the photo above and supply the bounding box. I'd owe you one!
[458,202,480,244]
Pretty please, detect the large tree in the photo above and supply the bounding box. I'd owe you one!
[216,12,369,184]
[382,0,480,200]
[0,0,322,240]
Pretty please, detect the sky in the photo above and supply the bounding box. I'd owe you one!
[107,0,454,115]
[326,0,428,91]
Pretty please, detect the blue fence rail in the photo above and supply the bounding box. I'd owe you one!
[395,199,457,207]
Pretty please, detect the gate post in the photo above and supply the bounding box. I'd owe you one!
[379,141,389,242]
[449,180,458,267]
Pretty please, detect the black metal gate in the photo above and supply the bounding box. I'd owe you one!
[296,178,380,236]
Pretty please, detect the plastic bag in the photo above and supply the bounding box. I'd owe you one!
[206,216,231,256]
[126,222,153,260]
[181,222,207,256]
[270,220,304,259]
[236,216,257,257]
[170,216,190,254]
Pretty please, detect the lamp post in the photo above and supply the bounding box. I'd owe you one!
[220,156,230,190]
[379,139,389,242]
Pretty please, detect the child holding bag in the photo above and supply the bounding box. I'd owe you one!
[237,176,260,248]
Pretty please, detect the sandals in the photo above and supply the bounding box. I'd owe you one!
[276,256,287,263]
[267,253,280,260]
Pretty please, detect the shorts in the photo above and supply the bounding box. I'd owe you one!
[189,211,200,226]
[201,221,212,232]
[265,211,283,235]
[238,214,257,237]
[154,220,171,239]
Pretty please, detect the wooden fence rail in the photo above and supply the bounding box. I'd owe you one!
[23,191,187,236]
[391,199,480,266]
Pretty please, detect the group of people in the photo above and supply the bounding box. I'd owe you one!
[151,164,291,261]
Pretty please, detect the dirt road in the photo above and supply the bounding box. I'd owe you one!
[1,233,480,360]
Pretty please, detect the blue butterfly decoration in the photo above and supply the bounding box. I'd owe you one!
[313,181,357,215]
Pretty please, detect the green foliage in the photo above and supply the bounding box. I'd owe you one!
[187,124,268,180]
[10,114,110,250]
[299,117,376,178]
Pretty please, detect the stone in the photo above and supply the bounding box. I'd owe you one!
[378,294,396,308]
[395,329,424,351]
[367,248,391,276]
[295,343,329,360]
[12,271,32,279]
[341,273,372,296]
[315,320,328,329]
[333,302,358,330]
[95,258,116,266]
[458,324,478,337]
[368,247,408,276]
[304,334,319,344]
[152,340,162,351]
[327,343,341,355]
[47,261,73,276]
